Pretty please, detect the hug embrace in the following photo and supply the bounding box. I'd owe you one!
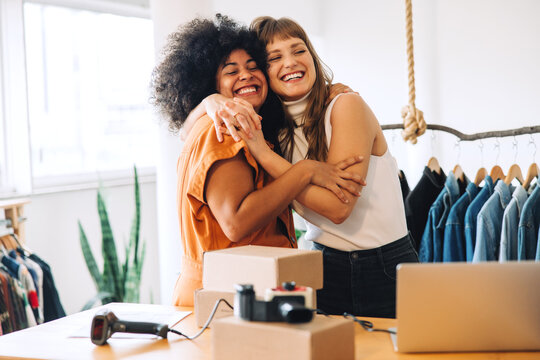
[151,14,418,317]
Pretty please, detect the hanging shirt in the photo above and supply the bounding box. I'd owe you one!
[473,181,512,262]
[405,167,447,250]
[28,254,66,322]
[517,186,540,260]
[464,176,494,261]
[499,186,528,262]
[418,172,461,262]
[399,170,410,203]
[443,182,480,262]
[536,224,540,261]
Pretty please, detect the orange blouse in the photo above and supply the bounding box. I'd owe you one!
[173,115,296,306]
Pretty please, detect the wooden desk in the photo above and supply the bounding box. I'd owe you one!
[0,303,538,360]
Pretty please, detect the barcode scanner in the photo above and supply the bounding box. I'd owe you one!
[90,309,169,345]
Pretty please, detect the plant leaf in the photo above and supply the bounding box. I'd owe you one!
[81,291,119,311]
[78,220,102,290]
[98,190,122,300]
[130,165,141,267]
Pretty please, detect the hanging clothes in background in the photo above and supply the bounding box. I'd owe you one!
[405,167,447,250]
[27,253,66,322]
[472,181,513,262]
[443,181,480,262]
[0,234,66,335]
[499,186,528,261]
[402,162,539,263]
[464,176,494,261]
[398,170,411,203]
[517,185,540,260]
[418,172,469,262]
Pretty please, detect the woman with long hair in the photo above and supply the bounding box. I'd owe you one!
[183,16,418,317]
[150,15,364,306]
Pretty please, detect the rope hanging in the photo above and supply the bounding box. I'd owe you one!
[401,0,427,144]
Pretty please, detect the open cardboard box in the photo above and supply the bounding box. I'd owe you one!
[212,315,354,360]
[202,245,323,296]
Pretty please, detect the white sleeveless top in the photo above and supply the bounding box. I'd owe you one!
[282,93,408,251]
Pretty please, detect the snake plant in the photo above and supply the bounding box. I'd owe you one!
[78,166,146,310]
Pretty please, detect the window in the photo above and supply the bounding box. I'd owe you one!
[24,2,156,184]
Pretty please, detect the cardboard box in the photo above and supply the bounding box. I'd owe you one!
[194,288,235,328]
[212,315,354,360]
[202,245,323,296]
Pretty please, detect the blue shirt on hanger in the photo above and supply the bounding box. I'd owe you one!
[499,186,528,262]
[443,182,479,262]
[536,223,540,261]
[419,172,461,262]
[473,181,512,262]
[464,175,494,262]
[517,185,540,260]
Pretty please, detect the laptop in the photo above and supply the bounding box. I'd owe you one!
[395,261,540,353]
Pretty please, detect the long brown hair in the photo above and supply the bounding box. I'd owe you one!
[250,16,333,161]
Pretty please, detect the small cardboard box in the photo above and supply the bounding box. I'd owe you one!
[194,288,235,328]
[202,245,323,296]
[212,315,355,360]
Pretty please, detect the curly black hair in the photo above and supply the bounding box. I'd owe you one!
[151,14,271,133]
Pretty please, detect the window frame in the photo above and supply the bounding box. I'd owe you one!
[0,0,156,198]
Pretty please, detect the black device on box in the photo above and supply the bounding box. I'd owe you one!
[234,282,313,323]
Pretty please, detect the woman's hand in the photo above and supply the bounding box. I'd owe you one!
[327,83,358,105]
[307,157,366,203]
[211,96,261,142]
[235,103,272,159]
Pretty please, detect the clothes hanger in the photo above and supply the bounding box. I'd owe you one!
[504,164,524,185]
[427,131,441,175]
[474,167,488,186]
[490,138,505,182]
[427,157,441,175]
[11,233,32,256]
[490,165,505,182]
[523,162,539,189]
[452,164,465,182]
[0,233,17,250]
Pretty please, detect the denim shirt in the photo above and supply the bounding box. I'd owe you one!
[472,181,512,262]
[499,186,528,262]
[517,185,540,260]
[443,182,479,262]
[536,224,540,261]
[464,176,494,262]
[419,172,461,262]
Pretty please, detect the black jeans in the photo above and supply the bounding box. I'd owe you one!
[312,233,418,318]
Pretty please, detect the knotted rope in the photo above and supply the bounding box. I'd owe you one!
[401,0,427,144]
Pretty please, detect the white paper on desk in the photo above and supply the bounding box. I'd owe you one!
[69,309,191,339]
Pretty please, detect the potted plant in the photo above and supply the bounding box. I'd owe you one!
[78,166,146,310]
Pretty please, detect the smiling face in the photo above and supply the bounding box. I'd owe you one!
[265,37,316,101]
[216,49,268,112]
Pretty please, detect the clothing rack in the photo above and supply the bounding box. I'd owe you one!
[381,124,540,141]
[0,198,30,244]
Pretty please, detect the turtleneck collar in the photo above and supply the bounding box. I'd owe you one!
[282,91,310,126]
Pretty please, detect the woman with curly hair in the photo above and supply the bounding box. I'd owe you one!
[181,16,418,318]
[151,15,364,306]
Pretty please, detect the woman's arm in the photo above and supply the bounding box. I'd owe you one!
[205,151,320,242]
[238,94,379,224]
[181,94,260,141]
[181,82,353,141]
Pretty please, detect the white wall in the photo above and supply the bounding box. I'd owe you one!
[24,181,159,315]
